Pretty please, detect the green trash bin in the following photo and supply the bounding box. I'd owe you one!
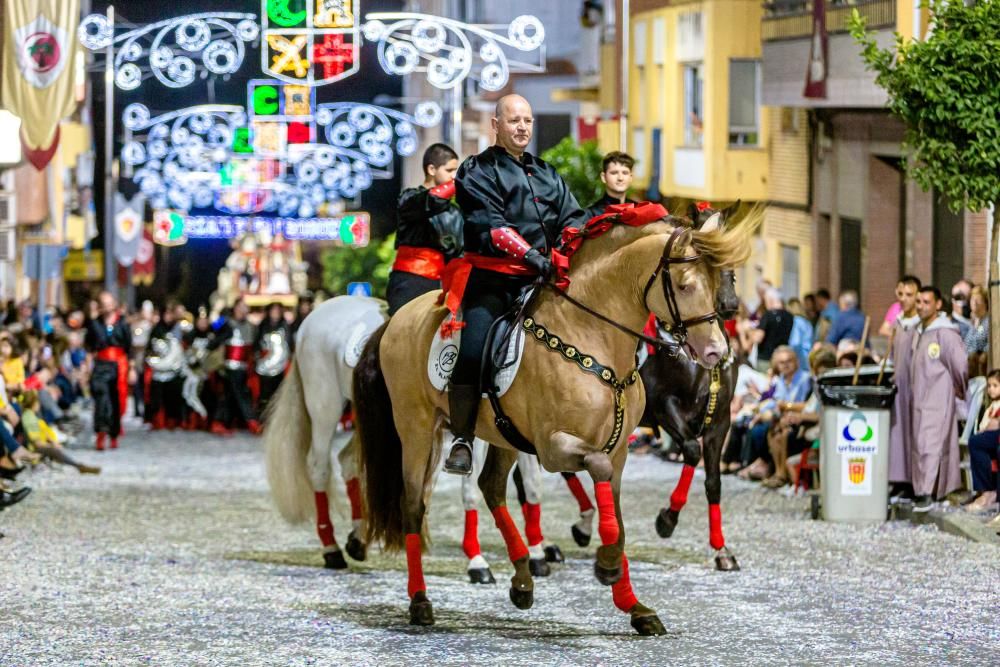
[817,365,897,523]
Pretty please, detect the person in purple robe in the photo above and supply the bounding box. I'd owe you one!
[909,285,968,512]
[888,275,921,498]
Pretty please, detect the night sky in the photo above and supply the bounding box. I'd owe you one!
[88,0,404,308]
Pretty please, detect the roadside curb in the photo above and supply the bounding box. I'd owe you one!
[897,504,1000,545]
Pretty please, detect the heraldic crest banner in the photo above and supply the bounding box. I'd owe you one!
[1,0,81,158]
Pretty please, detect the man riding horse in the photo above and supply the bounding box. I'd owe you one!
[444,94,588,475]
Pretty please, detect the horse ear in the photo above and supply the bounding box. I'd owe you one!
[687,201,700,223]
[700,212,722,234]
[721,199,742,223]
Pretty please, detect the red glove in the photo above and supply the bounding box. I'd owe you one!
[429,180,456,200]
[490,227,533,259]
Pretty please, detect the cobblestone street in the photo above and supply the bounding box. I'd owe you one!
[2,429,997,666]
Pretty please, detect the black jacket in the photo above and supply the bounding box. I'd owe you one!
[254,318,294,353]
[584,193,638,221]
[456,145,586,258]
[85,315,132,352]
[395,186,464,261]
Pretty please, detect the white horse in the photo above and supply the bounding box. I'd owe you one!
[264,295,387,569]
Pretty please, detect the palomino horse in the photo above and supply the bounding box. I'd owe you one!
[264,295,387,568]
[563,203,743,570]
[354,205,757,635]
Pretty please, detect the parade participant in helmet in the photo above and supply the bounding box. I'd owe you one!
[584,151,638,220]
[254,302,293,417]
[145,304,185,430]
[211,298,260,435]
[443,94,588,475]
[85,291,132,451]
[386,143,463,315]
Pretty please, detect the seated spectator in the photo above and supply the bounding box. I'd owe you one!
[19,390,99,475]
[0,334,25,396]
[964,285,988,378]
[826,290,867,346]
[787,297,814,371]
[965,370,1000,512]
[738,346,812,480]
[763,348,838,488]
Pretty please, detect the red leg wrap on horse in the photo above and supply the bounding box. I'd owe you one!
[669,465,697,512]
[462,509,480,559]
[345,478,363,521]
[522,502,543,546]
[405,533,425,597]
[594,481,619,546]
[611,554,638,613]
[491,506,529,562]
[565,474,594,512]
[708,503,725,550]
[313,491,335,547]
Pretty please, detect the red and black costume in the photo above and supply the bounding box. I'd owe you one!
[443,145,586,473]
[85,312,132,447]
[386,180,463,315]
[585,192,638,221]
[253,315,293,416]
[212,316,258,432]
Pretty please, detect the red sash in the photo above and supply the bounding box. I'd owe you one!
[437,253,535,337]
[392,246,445,280]
[225,345,251,362]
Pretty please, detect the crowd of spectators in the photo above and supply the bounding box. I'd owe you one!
[716,275,997,527]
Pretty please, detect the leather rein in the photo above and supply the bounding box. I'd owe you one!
[545,225,720,350]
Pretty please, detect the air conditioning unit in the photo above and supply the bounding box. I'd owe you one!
[0,225,16,263]
[0,192,15,226]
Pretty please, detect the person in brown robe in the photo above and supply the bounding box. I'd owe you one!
[909,285,968,511]
[889,275,921,493]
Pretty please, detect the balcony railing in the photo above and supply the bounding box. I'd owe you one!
[762,0,896,41]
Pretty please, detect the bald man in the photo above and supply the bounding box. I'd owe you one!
[443,94,587,475]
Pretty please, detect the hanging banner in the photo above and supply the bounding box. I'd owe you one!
[133,228,156,285]
[114,194,144,266]
[1,0,81,165]
[803,0,828,99]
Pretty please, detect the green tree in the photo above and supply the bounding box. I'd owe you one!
[851,0,1000,368]
[321,233,396,297]
[541,137,607,208]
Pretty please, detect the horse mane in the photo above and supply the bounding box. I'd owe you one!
[689,205,764,270]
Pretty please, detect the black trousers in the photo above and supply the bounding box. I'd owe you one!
[257,373,284,418]
[215,367,256,426]
[386,270,440,315]
[92,360,122,438]
[148,376,185,423]
[451,269,535,387]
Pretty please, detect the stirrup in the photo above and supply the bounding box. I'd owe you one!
[444,439,473,476]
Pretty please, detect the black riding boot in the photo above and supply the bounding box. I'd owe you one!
[445,384,479,475]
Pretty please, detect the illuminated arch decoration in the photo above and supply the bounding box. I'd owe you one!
[78,12,259,90]
[262,0,361,86]
[120,99,442,218]
[362,12,546,91]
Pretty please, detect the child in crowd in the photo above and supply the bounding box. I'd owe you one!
[965,370,1000,513]
[19,390,99,475]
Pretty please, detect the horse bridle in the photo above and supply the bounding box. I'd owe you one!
[641,226,720,345]
[546,225,719,351]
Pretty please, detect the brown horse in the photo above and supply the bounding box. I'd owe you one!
[353,209,757,635]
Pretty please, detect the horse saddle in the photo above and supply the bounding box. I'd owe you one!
[426,288,535,398]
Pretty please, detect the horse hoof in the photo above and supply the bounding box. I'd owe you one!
[345,530,367,562]
[509,585,534,610]
[529,558,551,577]
[593,560,622,586]
[408,591,435,626]
[715,552,741,572]
[631,612,667,637]
[468,567,496,585]
[544,545,564,563]
[323,550,348,570]
[571,524,591,547]
[655,507,679,539]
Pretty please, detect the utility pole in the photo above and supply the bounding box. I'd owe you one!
[620,0,630,151]
[102,4,117,295]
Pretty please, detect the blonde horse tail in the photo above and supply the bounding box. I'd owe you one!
[353,322,406,552]
[264,359,315,524]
